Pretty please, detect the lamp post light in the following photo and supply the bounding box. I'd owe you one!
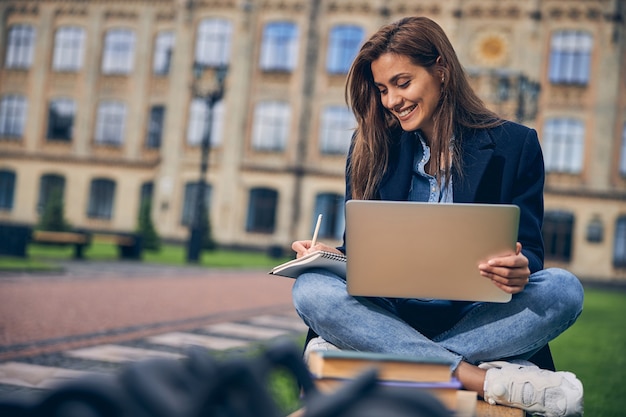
[186,63,228,263]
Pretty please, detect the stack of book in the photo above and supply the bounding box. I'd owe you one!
[306,349,477,417]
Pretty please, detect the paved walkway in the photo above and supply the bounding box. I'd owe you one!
[0,260,307,401]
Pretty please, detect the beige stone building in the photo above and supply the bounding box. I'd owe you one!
[0,0,624,282]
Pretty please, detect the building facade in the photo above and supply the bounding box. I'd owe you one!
[0,0,625,282]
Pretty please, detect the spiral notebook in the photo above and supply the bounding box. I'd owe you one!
[345,200,519,303]
[269,250,346,279]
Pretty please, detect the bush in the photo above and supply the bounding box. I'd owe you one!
[136,199,161,251]
[37,188,71,232]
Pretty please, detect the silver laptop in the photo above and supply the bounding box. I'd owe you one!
[345,200,520,303]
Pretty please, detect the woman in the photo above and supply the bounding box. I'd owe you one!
[291,16,584,417]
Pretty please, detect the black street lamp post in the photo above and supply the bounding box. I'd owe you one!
[186,63,228,263]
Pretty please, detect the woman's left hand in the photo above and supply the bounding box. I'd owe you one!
[478,243,530,294]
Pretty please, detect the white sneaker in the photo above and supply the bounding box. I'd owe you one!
[303,336,340,363]
[480,361,583,417]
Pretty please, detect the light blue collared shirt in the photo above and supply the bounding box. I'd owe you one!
[408,132,453,203]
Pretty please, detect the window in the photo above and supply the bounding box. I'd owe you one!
[87,178,115,219]
[195,19,232,67]
[37,174,65,213]
[614,216,626,268]
[326,25,363,74]
[95,101,126,146]
[0,95,28,138]
[5,24,35,69]
[102,29,136,74]
[46,98,75,141]
[543,211,574,262]
[181,181,212,226]
[246,188,278,233]
[0,170,16,210]
[146,105,165,149]
[548,30,592,85]
[52,26,85,71]
[320,106,355,154]
[153,31,174,75]
[543,118,585,173]
[619,123,626,177]
[259,22,299,72]
[313,193,345,240]
[186,98,224,147]
[251,101,290,151]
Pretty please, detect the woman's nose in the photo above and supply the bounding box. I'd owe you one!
[385,89,402,109]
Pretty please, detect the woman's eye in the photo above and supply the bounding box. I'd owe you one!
[398,81,410,88]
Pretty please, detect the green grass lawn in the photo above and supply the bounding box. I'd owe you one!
[1,245,624,416]
[0,241,292,270]
[550,286,626,417]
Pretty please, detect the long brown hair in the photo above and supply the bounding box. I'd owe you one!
[346,16,502,200]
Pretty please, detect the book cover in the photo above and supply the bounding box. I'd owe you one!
[307,349,453,383]
[312,377,468,413]
[269,250,346,279]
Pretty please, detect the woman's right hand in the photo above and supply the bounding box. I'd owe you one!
[291,240,343,258]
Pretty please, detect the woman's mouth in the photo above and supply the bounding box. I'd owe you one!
[397,105,416,118]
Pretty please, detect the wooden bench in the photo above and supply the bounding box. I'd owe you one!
[32,230,90,259]
[92,233,142,259]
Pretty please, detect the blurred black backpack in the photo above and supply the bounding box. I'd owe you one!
[0,341,452,417]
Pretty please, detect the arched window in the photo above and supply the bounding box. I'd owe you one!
[153,31,174,75]
[246,188,278,233]
[0,170,16,211]
[95,101,127,146]
[87,178,116,219]
[543,210,575,262]
[548,30,592,85]
[102,28,136,74]
[326,25,363,74]
[195,19,232,67]
[251,101,290,151]
[5,24,35,69]
[319,106,355,154]
[52,26,85,71]
[259,22,299,72]
[543,118,585,173]
[0,95,27,138]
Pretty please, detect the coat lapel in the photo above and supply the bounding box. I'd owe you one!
[453,129,496,203]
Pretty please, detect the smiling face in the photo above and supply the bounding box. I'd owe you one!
[371,53,442,141]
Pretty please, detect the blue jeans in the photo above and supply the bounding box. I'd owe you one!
[292,268,584,370]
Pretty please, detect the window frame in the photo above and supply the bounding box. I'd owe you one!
[246,187,278,234]
[94,100,127,146]
[326,25,363,75]
[548,30,593,86]
[0,170,16,211]
[259,21,299,72]
[87,178,116,220]
[194,18,232,68]
[542,118,585,174]
[5,24,35,69]
[52,26,85,72]
[319,106,355,155]
[101,28,136,75]
[46,98,76,141]
[145,105,165,149]
[152,31,174,75]
[251,101,290,151]
[0,94,28,138]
